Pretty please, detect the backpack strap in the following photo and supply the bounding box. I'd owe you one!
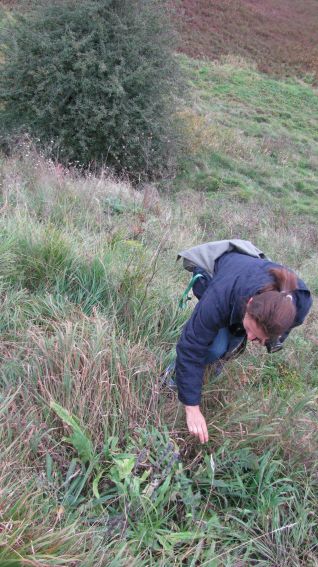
[179,273,204,309]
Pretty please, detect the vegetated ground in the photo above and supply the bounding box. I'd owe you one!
[176,55,318,216]
[1,6,318,567]
[1,58,318,565]
[175,0,318,80]
[1,144,318,566]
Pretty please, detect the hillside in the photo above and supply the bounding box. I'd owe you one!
[1,2,318,566]
[176,0,318,80]
[1,137,318,565]
[1,58,318,564]
[176,56,318,216]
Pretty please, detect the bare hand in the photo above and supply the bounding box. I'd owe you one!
[185,405,209,443]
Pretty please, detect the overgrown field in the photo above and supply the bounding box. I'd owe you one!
[1,59,318,567]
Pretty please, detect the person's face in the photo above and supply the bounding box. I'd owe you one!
[242,313,269,346]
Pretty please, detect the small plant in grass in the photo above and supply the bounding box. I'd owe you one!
[47,404,221,558]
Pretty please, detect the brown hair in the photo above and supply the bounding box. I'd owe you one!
[245,267,297,339]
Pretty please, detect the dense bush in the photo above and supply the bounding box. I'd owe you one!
[0,0,183,178]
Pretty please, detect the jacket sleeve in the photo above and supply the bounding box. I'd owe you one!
[175,280,230,406]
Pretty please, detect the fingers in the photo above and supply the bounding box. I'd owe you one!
[185,406,209,444]
[188,422,208,444]
[198,422,208,444]
[201,423,209,444]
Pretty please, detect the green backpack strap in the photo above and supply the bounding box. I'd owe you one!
[179,273,203,310]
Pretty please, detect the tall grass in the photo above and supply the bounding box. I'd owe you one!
[0,106,317,564]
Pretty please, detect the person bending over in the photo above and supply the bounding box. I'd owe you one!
[176,251,312,443]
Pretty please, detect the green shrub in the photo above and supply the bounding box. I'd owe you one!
[0,0,183,179]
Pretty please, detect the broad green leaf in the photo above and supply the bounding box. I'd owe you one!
[92,470,104,499]
[111,457,135,481]
[50,400,83,432]
[159,530,204,544]
[50,401,94,463]
[153,474,172,506]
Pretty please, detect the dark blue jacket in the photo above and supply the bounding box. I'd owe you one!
[176,251,312,406]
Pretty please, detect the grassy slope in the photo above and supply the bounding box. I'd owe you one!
[177,56,318,216]
[175,0,318,81]
[0,25,318,567]
[1,63,318,564]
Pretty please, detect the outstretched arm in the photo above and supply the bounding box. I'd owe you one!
[176,280,230,442]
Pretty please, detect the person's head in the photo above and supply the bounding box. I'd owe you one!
[242,267,297,344]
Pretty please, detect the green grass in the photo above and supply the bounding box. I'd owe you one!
[176,56,318,216]
[0,145,317,565]
[0,52,318,564]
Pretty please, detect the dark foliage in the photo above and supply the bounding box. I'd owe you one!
[0,0,183,178]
